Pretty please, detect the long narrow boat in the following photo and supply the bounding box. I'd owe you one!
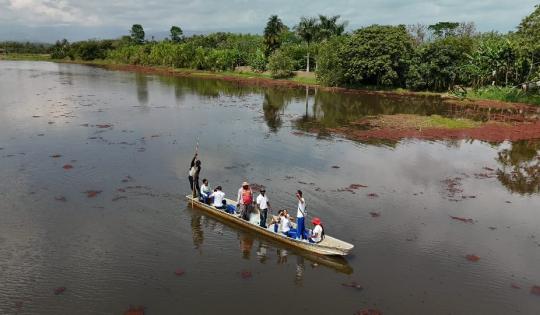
[186,195,354,256]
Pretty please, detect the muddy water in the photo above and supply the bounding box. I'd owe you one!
[1,61,539,315]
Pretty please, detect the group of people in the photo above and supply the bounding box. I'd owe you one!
[188,153,325,243]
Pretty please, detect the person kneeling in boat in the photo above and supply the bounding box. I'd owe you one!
[210,186,226,210]
[309,217,324,243]
[200,179,211,204]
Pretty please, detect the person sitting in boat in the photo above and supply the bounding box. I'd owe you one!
[309,217,324,243]
[237,181,254,221]
[279,210,297,238]
[210,186,226,210]
[269,209,284,232]
[200,179,211,204]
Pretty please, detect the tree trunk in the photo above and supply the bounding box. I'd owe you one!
[306,51,310,72]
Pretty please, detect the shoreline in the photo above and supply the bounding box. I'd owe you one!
[3,56,540,142]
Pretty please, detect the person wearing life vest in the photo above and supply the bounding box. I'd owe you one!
[309,217,324,243]
[296,190,307,239]
[188,153,201,197]
[237,181,254,221]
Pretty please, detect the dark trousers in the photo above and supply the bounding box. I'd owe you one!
[259,208,268,228]
[240,204,252,221]
[188,176,200,197]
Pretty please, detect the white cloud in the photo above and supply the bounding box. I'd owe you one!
[7,0,100,26]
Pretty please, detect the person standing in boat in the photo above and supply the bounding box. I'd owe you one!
[256,189,271,228]
[188,153,201,197]
[210,186,226,210]
[296,190,307,239]
[237,182,254,221]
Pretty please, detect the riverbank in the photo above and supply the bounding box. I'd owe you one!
[4,53,538,107]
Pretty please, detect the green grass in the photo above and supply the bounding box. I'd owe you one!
[425,115,480,129]
[0,53,51,61]
[467,86,540,106]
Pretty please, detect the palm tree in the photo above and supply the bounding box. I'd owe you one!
[294,17,319,72]
[263,15,288,57]
[318,15,347,41]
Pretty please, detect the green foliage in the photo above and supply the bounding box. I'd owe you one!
[263,15,288,57]
[316,36,346,86]
[467,86,540,105]
[407,36,474,91]
[71,40,113,61]
[130,24,145,44]
[0,41,50,54]
[340,25,414,87]
[50,39,70,59]
[249,49,267,72]
[170,26,183,43]
[515,4,540,83]
[268,49,295,78]
[317,15,347,41]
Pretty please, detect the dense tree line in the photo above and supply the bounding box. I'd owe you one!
[1,41,50,54]
[31,5,540,95]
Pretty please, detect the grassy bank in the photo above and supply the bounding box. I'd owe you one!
[0,53,51,61]
[466,86,540,106]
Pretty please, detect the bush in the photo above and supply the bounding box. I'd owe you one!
[316,36,346,86]
[268,49,295,78]
[249,49,267,72]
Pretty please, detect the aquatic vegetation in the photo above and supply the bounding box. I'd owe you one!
[50,154,62,158]
[531,285,540,296]
[465,254,480,262]
[84,190,102,198]
[240,270,252,279]
[511,284,521,289]
[124,306,145,315]
[367,193,379,198]
[62,164,74,170]
[342,281,363,290]
[54,196,67,202]
[174,269,185,276]
[355,309,382,315]
[53,287,66,295]
[450,216,474,223]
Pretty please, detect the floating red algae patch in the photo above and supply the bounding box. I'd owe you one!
[341,281,363,290]
[54,196,67,202]
[50,154,62,158]
[367,193,379,198]
[450,216,474,223]
[84,190,102,198]
[240,270,252,279]
[124,306,145,315]
[53,287,66,295]
[465,254,480,262]
[369,212,381,218]
[62,164,74,170]
[355,309,382,315]
[511,283,521,289]
[117,188,126,192]
[174,269,185,276]
[531,285,540,296]
[96,124,112,128]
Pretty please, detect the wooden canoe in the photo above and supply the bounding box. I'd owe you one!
[186,195,354,256]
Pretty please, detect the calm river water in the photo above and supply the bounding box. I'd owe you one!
[1,61,539,315]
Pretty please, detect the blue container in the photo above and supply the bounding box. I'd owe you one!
[226,204,236,214]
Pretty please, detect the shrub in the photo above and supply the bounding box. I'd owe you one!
[268,49,295,78]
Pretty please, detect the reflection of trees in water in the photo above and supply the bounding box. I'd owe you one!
[158,76,258,99]
[135,73,149,105]
[262,88,303,132]
[497,140,540,195]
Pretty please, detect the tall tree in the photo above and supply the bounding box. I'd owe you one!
[428,22,460,38]
[263,15,288,57]
[170,26,183,43]
[317,15,347,41]
[130,24,145,44]
[294,17,319,72]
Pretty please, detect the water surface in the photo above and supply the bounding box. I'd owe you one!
[1,61,539,314]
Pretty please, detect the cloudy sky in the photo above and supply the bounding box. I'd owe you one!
[0,0,537,42]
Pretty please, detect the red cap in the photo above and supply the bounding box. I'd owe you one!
[312,217,321,225]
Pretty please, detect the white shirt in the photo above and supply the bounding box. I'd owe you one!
[210,190,225,208]
[188,166,196,177]
[280,216,291,233]
[256,194,269,210]
[200,184,210,197]
[311,225,323,242]
[296,198,306,218]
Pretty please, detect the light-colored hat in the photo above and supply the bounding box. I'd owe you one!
[242,181,249,186]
